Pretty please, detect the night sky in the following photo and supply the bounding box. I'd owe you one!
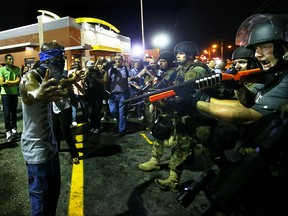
[2,0,288,53]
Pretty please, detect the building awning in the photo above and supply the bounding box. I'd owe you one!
[65,44,92,51]
[0,42,39,51]
[92,44,122,52]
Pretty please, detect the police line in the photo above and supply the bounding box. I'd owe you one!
[123,68,262,104]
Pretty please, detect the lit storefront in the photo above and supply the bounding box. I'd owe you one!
[0,10,131,70]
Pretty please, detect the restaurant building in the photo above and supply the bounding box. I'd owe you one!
[0,10,131,70]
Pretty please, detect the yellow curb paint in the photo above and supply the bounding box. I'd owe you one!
[68,135,84,216]
[140,133,153,145]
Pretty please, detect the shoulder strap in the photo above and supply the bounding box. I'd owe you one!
[124,66,129,77]
[189,62,211,73]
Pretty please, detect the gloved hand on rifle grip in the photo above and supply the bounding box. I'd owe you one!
[175,90,211,114]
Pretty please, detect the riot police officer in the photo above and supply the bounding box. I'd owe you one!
[152,41,212,192]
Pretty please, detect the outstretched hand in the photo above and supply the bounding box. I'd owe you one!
[37,69,64,102]
[60,70,82,87]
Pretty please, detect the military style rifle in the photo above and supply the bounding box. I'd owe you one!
[123,68,262,104]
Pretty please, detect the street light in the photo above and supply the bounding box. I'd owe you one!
[152,33,170,49]
[203,44,217,59]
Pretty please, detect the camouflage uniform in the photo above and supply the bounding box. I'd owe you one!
[139,66,178,172]
[140,61,213,172]
[168,61,212,173]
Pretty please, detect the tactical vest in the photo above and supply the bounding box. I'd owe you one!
[174,62,211,84]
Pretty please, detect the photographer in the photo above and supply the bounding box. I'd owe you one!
[104,54,130,137]
[84,59,106,134]
[68,61,89,127]
[137,58,158,86]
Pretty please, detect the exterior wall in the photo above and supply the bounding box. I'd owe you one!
[0,15,131,71]
[0,49,39,70]
[0,26,80,69]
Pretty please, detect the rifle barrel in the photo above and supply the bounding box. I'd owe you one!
[123,68,262,104]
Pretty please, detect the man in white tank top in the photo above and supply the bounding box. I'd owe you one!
[19,40,80,216]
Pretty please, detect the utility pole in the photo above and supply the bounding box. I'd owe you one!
[140,0,146,61]
[221,39,224,60]
[37,15,44,48]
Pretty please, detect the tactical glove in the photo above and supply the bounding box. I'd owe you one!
[175,90,210,115]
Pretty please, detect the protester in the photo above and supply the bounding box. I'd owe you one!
[0,54,21,142]
[105,53,130,137]
[19,40,79,215]
[52,93,80,165]
[85,58,106,134]
[68,61,89,128]
[128,59,145,120]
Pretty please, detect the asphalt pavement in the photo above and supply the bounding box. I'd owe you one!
[0,98,217,216]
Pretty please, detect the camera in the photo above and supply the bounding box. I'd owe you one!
[103,61,113,71]
[177,168,218,208]
[176,107,288,215]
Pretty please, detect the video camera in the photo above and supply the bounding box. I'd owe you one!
[177,106,288,215]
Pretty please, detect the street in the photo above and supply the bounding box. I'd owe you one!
[0,98,212,216]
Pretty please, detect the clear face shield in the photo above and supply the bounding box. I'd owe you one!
[235,14,288,46]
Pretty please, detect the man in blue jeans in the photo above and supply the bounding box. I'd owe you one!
[19,40,80,215]
[105,53,130,137]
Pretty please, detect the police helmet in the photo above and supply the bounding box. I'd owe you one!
[232,46,254,59]
[232,46,260,69]
[158,51,176,65]
[174,41,199,57]
[246,21,288,48]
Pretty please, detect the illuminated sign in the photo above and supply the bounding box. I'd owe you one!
[95,25,116,37]
[75,17,120,33]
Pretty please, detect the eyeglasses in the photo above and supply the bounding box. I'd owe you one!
[6,58,14,61]
[115,58,123,61]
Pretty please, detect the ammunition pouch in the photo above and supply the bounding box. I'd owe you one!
[150,115,172,140]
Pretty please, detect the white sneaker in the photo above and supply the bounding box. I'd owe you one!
[138,116,144,120]
[93,128,100,134]
[72,121,77,127]
[11,128,17,134]
[90,128,95,133]
[6,131,14,142]
[11,128,19,138]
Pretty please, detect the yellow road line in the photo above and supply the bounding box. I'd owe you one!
[140,133,153,144]
[68,134,84,216]
[68,128,152,215]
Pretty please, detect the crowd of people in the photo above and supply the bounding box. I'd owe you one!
[1,13,288,215]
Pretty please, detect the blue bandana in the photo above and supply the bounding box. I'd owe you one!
[39,49,64,63]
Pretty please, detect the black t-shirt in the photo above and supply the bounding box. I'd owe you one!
[85,68,105,99]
